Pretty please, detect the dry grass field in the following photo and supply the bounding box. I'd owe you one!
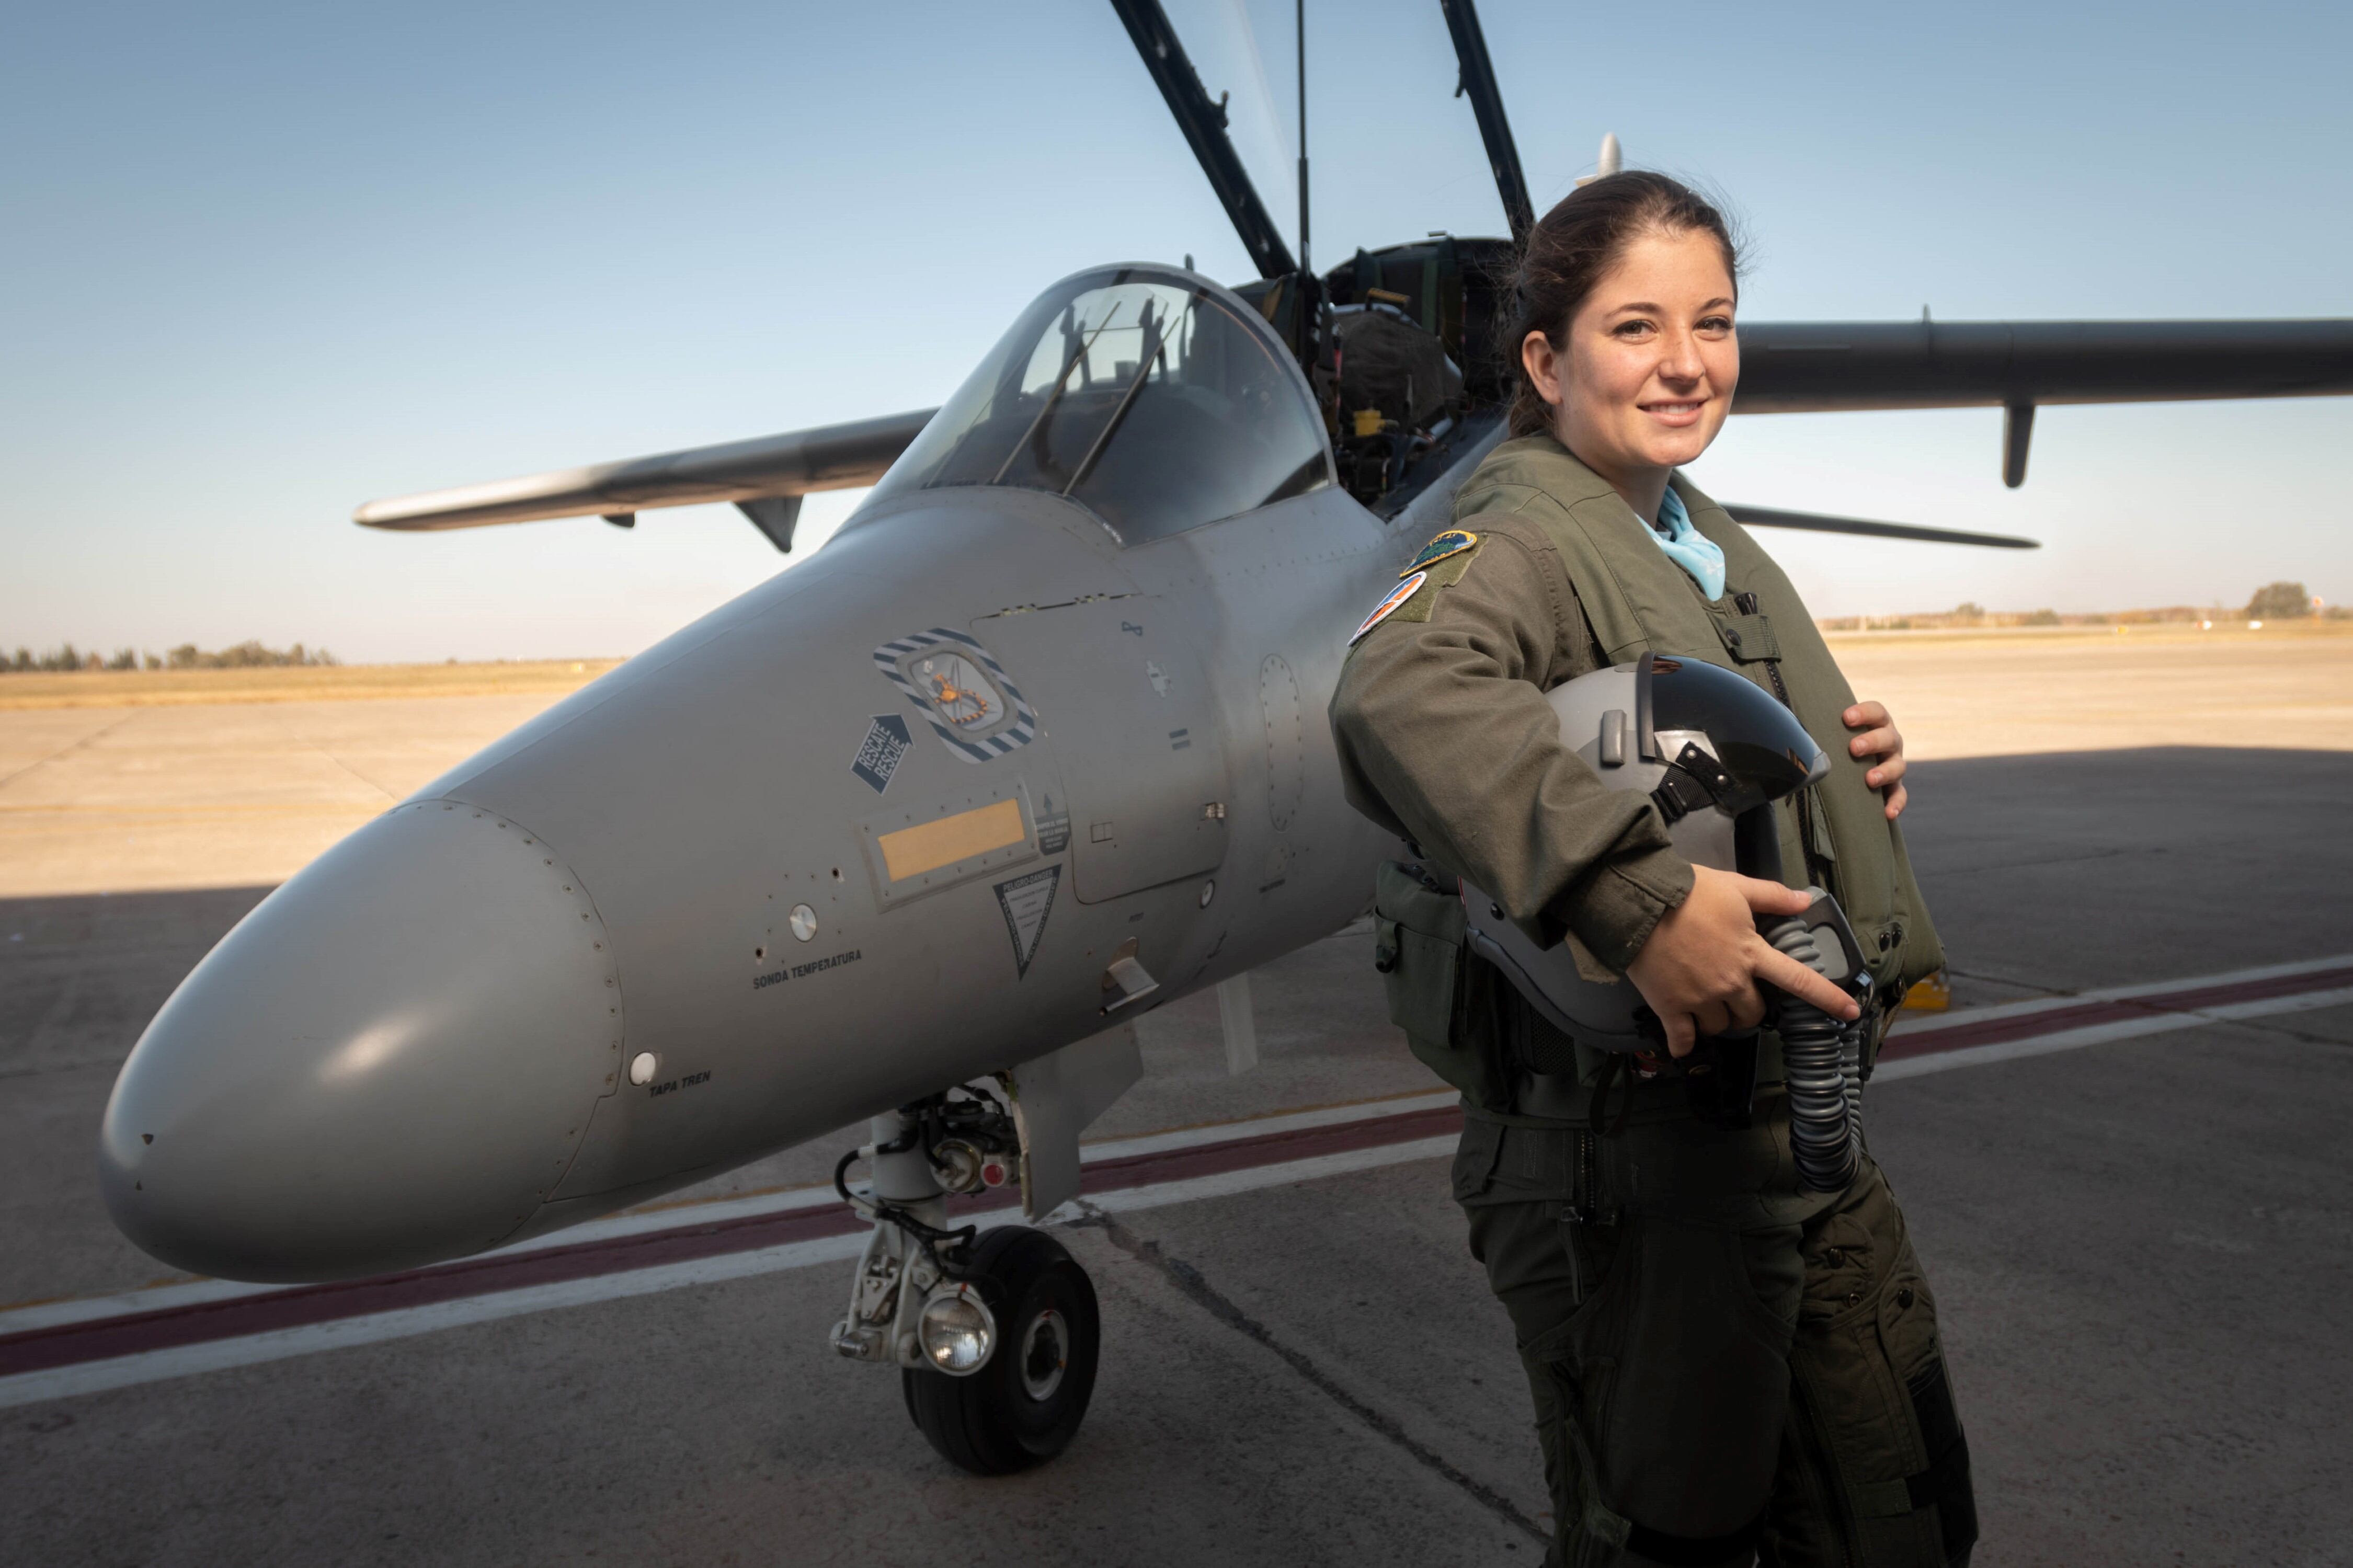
[0,659,622,711]
[1827,620,2353,758]
[1,629,2348,898]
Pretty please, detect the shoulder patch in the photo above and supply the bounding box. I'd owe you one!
[1391,547,1482,621]
[1401,529,1479,577]
[1350,571,1427,645]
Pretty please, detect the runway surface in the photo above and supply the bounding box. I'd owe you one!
[4,722,2351,1563]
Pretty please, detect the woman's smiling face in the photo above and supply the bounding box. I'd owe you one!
[1522,227,1740,486]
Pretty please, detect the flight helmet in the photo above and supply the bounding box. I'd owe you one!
[1458,653,1830,1052]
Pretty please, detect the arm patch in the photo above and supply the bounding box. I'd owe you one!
[1350,572,1427,645]
[1347,535,1487,645]
[1387,546,1482,623]
[1401,529,1479,575]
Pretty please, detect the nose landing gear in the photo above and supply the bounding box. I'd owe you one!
[901,1225,1100,1474]
[832,1094,1102,1474]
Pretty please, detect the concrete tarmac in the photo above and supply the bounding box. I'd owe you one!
[3,674,2352,1563]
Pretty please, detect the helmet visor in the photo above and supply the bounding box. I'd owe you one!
[1644,654,1828,806]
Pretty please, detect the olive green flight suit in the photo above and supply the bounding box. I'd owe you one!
[1331,435,1976,1567]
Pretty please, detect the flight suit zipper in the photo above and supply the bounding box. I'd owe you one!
[1562,1128,1611,1305]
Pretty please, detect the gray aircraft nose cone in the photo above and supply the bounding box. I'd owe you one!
[99,800,624,1282]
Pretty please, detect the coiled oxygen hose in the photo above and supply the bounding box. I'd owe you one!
[1763,919,1866,1192]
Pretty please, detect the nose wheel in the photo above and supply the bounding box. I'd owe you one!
[901,1226,1101,1474]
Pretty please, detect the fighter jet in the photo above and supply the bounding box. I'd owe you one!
[97,0,2353,1475]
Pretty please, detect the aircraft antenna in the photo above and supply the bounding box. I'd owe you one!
[1296,0,1310,278]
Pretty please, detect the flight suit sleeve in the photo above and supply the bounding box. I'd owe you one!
[1329,519,1694,972]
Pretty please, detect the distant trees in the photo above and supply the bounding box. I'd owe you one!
[163,640,335,669]
[5,643,91,672]
[4,640,336,673]
[2244,582,2313,620]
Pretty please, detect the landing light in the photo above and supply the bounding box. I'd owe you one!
[919,1283,996,1375]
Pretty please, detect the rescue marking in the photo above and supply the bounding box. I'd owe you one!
[1401,529,1478,576]
[849,714,912,794]
[1349,571,1426,645]
[872,628,1037,763]
[7,957,2347,1409]
[874,799,1026,882]
[993,865,1060,978]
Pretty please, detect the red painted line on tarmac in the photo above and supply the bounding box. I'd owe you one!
[18,961,2346,1381]
[0,1105,1465,1379]
[1877,964,2353,1060]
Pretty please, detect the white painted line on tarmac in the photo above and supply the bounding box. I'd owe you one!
[1875,984,2353,1081]
[0,1231,872,1411]
[0,1134,1457,1410]
[0,1089,1463,1336]
[1079,1089,1458,1163]
[0,1275,278,1337]
[10,960,2345,1406]
[1059,1136,1459,1222]
[1884,954,2353,1038]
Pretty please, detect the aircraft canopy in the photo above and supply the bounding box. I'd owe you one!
[866,265,1332,545]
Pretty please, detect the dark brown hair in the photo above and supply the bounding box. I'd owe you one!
[1504,171,1743,438]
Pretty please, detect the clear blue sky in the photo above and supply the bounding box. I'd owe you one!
[5,0,2348,661]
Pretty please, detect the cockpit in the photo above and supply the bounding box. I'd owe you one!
[864,265,1333,545]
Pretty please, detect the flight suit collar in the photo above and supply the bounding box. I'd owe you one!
[1475,432,1734,602]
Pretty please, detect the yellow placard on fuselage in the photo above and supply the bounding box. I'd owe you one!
[875,796,1027,882]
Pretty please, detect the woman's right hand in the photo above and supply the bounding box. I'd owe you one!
[1625,865,1859,1057]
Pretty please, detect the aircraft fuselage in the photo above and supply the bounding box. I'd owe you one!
[98,471,1446,1281]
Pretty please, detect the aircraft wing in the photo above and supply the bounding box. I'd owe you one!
[352,408,936,553]
[1739,318,2353,485]
[350,318,2353,547]
[1737,318,2353,412]
[1725,505,2036,550]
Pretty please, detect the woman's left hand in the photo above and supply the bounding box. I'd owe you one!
[1843,700,1907,820]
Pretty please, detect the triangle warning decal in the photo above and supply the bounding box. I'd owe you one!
[993,865,1060,979]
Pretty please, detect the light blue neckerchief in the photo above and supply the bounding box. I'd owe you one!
[1644,484,1726,601]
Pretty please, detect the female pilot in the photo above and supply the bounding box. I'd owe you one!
[1330,173,1977,1567]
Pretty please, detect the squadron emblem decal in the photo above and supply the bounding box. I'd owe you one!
[1402,529,1478,576]
[873,628,1038,763]
[1349,571,1427,645]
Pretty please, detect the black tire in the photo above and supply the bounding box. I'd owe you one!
[902,1226,1099,1475]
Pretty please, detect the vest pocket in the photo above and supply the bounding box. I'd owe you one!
[1715,609,1783,664]
[1373,860,1461,1038]
[1374,861,1507,1106]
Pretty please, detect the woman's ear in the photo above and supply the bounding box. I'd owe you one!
[1521,330,1564,408]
